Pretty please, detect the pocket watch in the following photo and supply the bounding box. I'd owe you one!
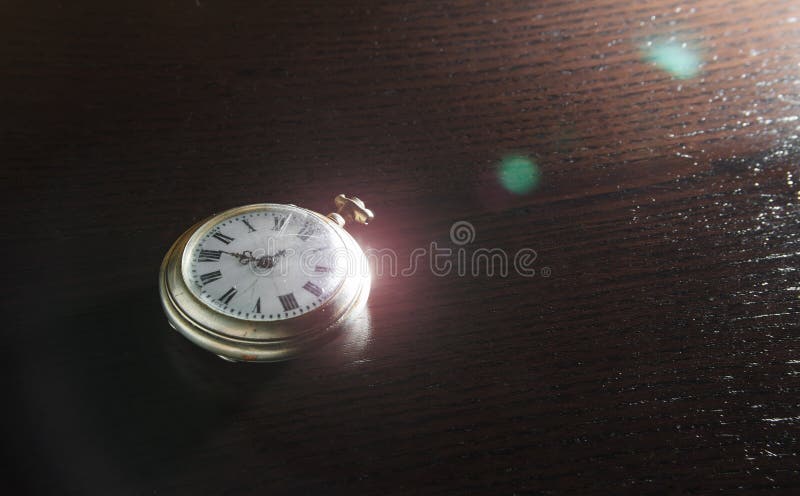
[159,194,374,362]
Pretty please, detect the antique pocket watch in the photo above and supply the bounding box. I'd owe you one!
[159,195,373,362]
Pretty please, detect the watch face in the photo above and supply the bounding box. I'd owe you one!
[182,204,348,321]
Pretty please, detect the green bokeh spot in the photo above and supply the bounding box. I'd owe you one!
[498,155,540,194]
[645,42,701,80]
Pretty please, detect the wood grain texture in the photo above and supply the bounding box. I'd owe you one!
[3,0,800,493]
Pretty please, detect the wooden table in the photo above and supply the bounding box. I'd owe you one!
[5,0,800,493]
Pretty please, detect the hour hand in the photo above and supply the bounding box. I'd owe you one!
[223,250,256,264]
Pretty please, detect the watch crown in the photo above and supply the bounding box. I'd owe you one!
[332,194,374,226]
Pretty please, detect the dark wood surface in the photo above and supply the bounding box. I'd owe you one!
[4,0,800,493]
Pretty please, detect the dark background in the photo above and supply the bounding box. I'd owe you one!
[4,0,800,493]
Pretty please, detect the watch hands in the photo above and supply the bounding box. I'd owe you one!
[221,251,255,264]
[256,249,287,269]
[222,249,287,268]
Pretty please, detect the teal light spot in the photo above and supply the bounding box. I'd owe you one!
[498,155,540,194]
[645,41,701,79]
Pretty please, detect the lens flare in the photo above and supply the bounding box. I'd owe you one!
[498,155,540,194]
[645,41,701,79]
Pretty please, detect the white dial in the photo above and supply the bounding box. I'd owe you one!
[181,204,347,321]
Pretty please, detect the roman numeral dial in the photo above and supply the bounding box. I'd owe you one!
[200,270,223,285]
[198,249,221,262]
[219,287,237,305]
[279,293,299,311]
[302,281,323,297]
[272,214,289,232]
[185,206,346,322]
[297,219,318,241]
[212,232,234,244]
